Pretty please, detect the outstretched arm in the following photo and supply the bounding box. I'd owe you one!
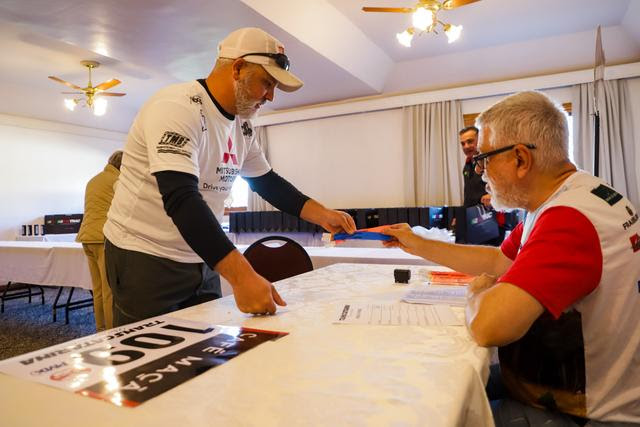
[383,223,512,277]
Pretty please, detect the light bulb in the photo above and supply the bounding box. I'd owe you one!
[445,24,463,43]
[64,98,76,111]
[93,97,108,116]
[412,7,433,31]
[396,30,413,47]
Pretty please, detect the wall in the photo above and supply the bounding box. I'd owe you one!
[0,114,125,240]
[265,86,578,210]
[267,108,410,209]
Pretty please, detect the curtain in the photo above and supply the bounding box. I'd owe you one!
[572,79,638,206]
[247,126,276,211]
[403,100,464,206]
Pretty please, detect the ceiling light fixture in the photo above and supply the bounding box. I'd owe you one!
[363,0,478,47]
[49,60,125,116]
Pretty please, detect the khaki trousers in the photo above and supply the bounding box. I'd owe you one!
[82,242,113,330]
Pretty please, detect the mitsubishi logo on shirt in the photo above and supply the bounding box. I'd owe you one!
[222,137,238,165]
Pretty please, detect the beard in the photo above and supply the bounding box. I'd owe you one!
[483,172,527,211]
[234,75,263,119]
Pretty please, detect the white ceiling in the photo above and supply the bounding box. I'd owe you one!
[1,0,639,133]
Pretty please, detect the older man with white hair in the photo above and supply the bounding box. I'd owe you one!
[384,91,640,425]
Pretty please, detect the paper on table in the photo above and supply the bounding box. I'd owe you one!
[333,302,462,326]
[403,286,468,307]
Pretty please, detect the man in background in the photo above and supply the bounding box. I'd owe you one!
[77,150,122,331]
[459,125,507,245]
[459,126,491,208]
[104,27,355,326]
[385,91,640,425]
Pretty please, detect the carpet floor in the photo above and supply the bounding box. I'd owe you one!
[0,285,96,361]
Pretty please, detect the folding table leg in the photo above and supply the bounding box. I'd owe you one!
[52,286,64,322]
[65,287,75,325]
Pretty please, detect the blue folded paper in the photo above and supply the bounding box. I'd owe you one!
[333,231,392,241]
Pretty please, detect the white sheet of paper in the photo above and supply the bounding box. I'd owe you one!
[333,303,462,326]
[402,286,468,307]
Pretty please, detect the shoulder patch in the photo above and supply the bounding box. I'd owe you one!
[156,131,192,158]
[591,184,622,206]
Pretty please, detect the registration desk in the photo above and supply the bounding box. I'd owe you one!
[0,263,493,426]
[0,241,431,294]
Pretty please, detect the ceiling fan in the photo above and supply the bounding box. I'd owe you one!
[362,0,481,46]
[48,60,126,116]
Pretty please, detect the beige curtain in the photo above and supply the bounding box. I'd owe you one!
[247,126,276,211]
[572,79,639,206]
[403,100,465,206]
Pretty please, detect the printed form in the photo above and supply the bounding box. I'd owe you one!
[334,303,462,326]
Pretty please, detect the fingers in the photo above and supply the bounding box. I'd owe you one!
[382,223,410,236]
[271,285,287,306]
[342,212,357,234]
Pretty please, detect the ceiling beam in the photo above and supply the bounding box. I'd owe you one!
[239,0,393,92]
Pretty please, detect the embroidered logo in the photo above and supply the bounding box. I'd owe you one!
[157,131,191,158]
[222,137,238,165]
[631,233,640,253]
[626,206,634,216]
[190,95,202,105]
[200,109,207,132]
[623,213,639,230]
[591,184,622,206]
[241,121,253,137]
[158,131,189,148]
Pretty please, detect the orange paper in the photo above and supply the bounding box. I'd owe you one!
[428,271,475,285]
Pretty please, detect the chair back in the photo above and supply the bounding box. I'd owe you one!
[243,236,313,282]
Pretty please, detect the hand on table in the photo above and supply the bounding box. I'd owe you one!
[217,250,286,315]
[232,270,287,315]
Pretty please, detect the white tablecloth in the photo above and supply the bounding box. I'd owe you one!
[15,233,78,242]
[0,263,493,426]
[0,241,431,296]
[0,241,91,290]
[226,245,432,296]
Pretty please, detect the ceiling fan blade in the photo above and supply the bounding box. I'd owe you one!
[48,76,83,90]
[362,7,413,13]
[442,0,481,9]
[96,92,126,97]
[94,78,121,91]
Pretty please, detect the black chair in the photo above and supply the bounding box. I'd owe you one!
[243,236,313,282]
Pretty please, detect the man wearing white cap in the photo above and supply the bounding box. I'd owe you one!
[104,27,355,326]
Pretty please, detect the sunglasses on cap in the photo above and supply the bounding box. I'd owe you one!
[239,52,290,71]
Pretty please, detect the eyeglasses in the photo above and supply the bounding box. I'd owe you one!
[239,52,290,71]
[472,143,536,174]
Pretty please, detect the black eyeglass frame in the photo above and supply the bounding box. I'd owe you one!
[472,143,536,173]
[238,52,290,71]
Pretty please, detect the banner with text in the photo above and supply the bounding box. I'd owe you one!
[0,316,287,407]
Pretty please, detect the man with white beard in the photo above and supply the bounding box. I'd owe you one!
[384,91,640,425]
[104,27,355,326]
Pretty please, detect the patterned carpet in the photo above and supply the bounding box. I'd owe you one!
[0,285,96,361]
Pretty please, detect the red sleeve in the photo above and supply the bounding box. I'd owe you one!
[498,206,602,319]
[500,222,523,260]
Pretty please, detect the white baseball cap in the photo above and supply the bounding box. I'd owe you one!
[218,27,303,93]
